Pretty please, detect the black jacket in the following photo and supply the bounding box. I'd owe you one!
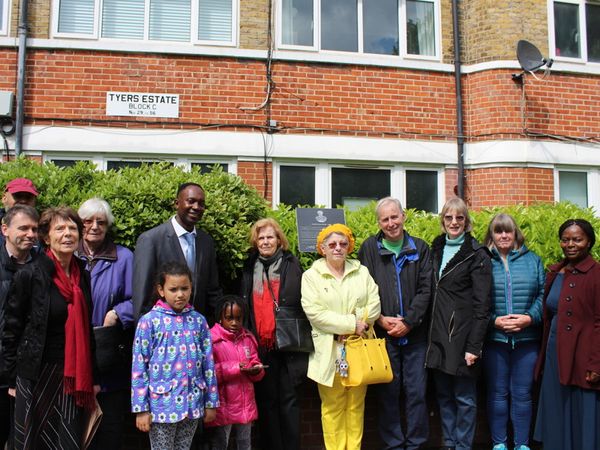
[2,252,95,386]
[358,231,432,344]
[240,250,308,387]
[425,233,492,377]
[0,246,38,386]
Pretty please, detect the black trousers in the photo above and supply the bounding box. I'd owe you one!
[254,350,301,450]
[0,386,12,449]
[89,389,129,450]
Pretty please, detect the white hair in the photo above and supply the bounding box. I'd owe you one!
[375,197,404,219]
[78,197,115,226]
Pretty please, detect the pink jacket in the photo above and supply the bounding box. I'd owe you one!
[207,323,265,427]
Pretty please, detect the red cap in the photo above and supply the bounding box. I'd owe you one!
[5,178,39,196]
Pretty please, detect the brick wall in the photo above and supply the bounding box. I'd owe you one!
[466,167,554,209]
[237,161,272,203]
[239,0,269,50]
[461,0,548,64]
[464,69,600,140]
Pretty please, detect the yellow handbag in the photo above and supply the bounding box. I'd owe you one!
[340,326,393,387]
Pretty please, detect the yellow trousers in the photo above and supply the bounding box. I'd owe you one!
[317,375,368,450]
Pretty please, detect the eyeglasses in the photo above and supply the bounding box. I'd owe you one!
[326,241,349,249]
[83,218,107,227]
[443,215,465,223]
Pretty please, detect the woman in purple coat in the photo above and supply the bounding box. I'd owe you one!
[77,197,134,450]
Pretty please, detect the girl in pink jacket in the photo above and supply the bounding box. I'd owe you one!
[208,295,265,450]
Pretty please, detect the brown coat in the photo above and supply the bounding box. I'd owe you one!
[535,254,600,390]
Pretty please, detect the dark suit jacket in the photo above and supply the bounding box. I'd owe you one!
[132,220,222,320]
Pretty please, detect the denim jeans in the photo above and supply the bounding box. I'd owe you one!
[483,340,538,447]
[433,371,478,450]
[376,340,428,450]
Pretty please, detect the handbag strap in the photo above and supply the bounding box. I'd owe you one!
[263,270,279,311]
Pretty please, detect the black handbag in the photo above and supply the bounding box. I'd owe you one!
[274,305,314,353]
[93,325,134,373]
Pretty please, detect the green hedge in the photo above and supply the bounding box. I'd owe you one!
[271,202,600,270]
[0,158,268,285]
[2,159,599,286]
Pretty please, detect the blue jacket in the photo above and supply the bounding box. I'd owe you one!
[487,245,544,345]
[131,301,219,423]
[78,242,134,328]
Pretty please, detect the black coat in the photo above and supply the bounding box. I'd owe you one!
[240,250,308,387]
[358,231,432,344]
[2,253,95,386]
[0,246,37,386]
[425,233,492,377]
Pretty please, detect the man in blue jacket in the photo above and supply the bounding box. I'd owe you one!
[358,197,432,450]
[0,205,39,449]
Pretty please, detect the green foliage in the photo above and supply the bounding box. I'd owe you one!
[0,158,267,285]
[2,158,600,282]
[271,202,600,271]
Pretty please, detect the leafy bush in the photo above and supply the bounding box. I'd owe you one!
[0,158,267,285]
[2,158,599,285]
[271,202,600,271]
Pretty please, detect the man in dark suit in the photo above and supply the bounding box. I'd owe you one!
[132,182,222,321]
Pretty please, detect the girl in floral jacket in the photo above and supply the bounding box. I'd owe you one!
[207,295,265,450]
[131,262,219,449]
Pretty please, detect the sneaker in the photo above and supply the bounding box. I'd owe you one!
[514,446,531,450]
[492,445,507,450]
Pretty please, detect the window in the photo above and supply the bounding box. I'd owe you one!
[53,0,237,45]
[279,165,315,206]
[0,0,9,35]
[106,160,173,170]
[559,171,588,207]
[275,163,441,210]
[279,0,438,57]
[552,0,600,62]
[406,170,437,212]
[50,159,82,168]
[192,162,229,174]
[332,168,390,209]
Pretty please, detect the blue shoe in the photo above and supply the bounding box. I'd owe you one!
[493,445,507,450]
[514,446,531,450]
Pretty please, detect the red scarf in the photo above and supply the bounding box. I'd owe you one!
[47,250,95,410]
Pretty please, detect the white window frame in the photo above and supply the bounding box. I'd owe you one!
[187,158,237,174]
[554,167,598,209]
[548,0,600,64]
[51,0,238,47]
[0,0,11,36]
[277,0,441,60]
[274,161,443,209]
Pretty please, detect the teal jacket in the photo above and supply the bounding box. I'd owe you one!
[487,245,544,345]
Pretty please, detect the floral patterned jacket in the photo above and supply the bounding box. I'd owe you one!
[131,300,219,423]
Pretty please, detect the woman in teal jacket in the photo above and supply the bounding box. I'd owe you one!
[483,213,544,450]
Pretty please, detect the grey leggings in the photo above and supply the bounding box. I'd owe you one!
[149,418,199,450]
[210,423,252,450]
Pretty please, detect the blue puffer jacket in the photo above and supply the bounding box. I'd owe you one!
[487,245,544,345]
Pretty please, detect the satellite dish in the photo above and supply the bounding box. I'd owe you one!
[513,40,553,82]
[517,40,546,71]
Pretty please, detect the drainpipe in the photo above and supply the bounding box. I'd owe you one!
[452,0,465,199]
[15,0,29,157]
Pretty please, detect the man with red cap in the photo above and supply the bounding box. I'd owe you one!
[0,178,39,224]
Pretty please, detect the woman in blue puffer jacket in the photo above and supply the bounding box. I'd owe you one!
[483,213,544,450]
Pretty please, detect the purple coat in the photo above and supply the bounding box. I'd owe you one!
[78,243,134,328]
[207,323,264,427]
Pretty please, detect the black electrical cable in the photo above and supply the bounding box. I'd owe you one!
[0,117,16,161]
